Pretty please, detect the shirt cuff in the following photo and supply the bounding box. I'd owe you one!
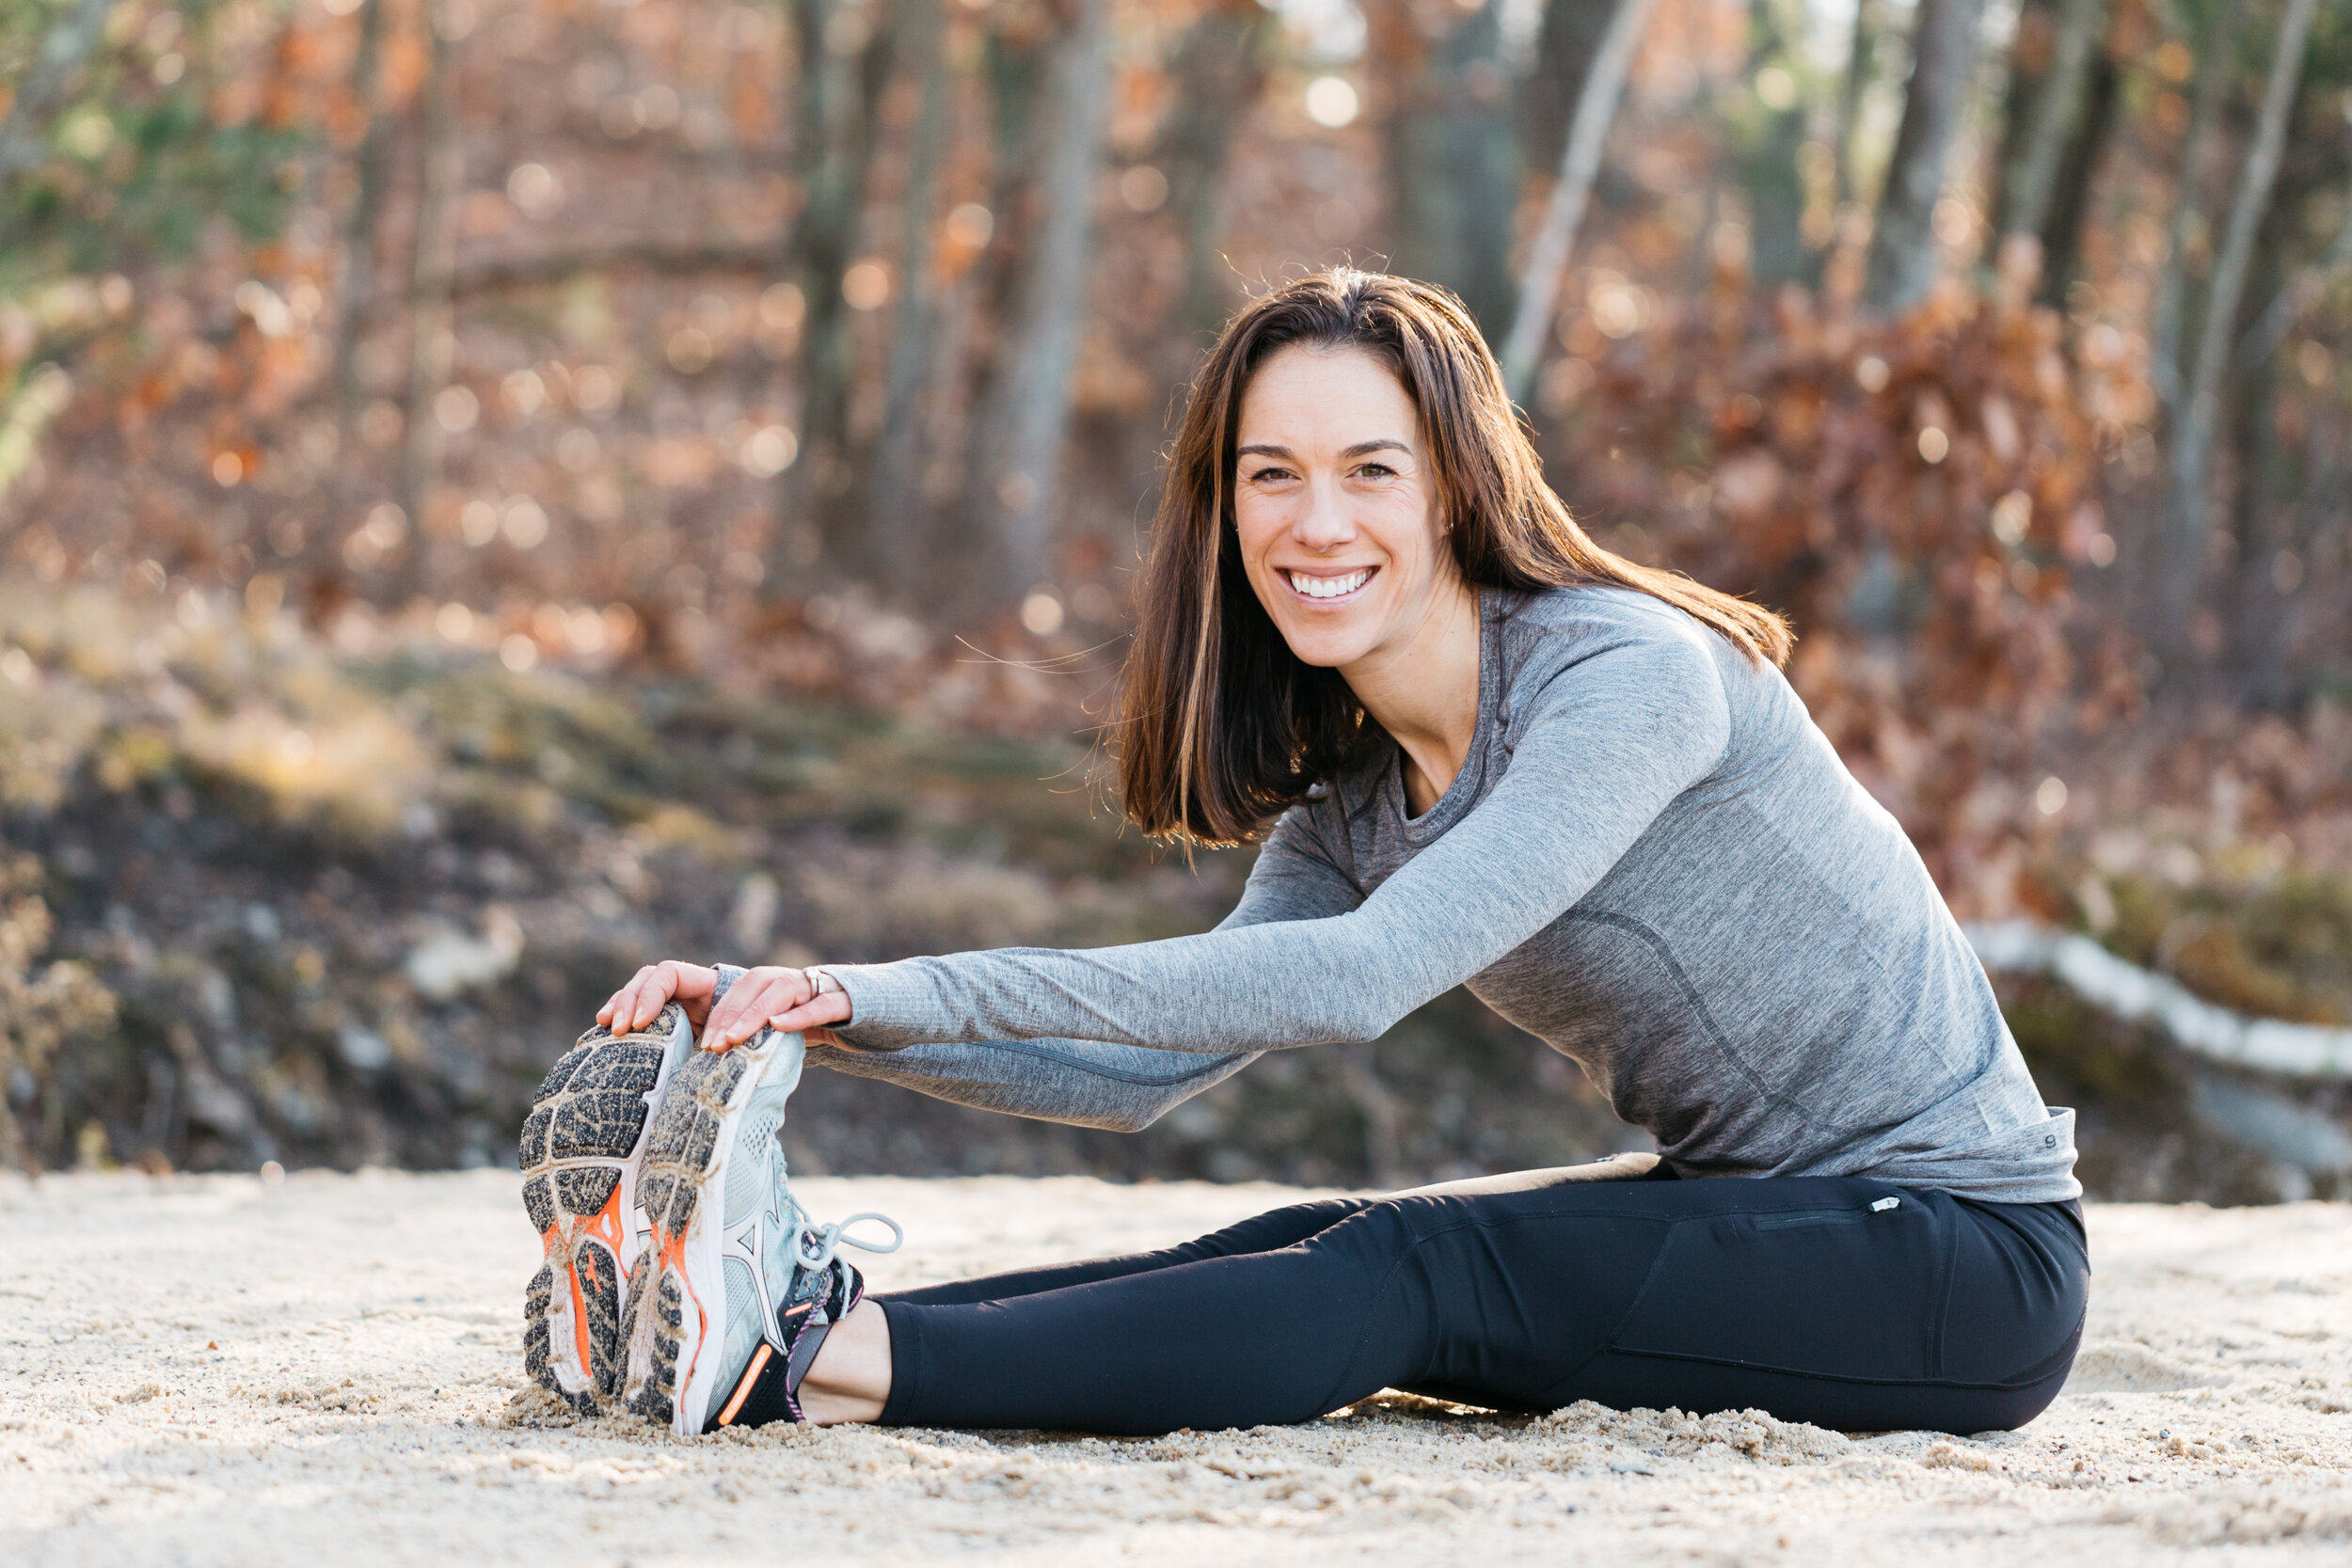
[824,961,931,1052]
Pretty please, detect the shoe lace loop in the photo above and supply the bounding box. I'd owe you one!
[792,1207,903,1275]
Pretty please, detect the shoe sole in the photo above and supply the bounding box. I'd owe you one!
[617,1029,803,1434]
[517,1005,687,1415]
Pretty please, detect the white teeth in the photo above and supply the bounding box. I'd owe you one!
[1289,569,1370,600]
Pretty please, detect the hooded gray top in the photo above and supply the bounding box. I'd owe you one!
[802,586,2078,1203]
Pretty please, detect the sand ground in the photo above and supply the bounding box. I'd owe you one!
[3,1170,2348,1566]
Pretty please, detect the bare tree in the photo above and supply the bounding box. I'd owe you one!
[2239,166,2352,370]
[866,0,951,595]
[1382,0,1519,331]
[1862,0,1985,314]
[1524,0,1622,180]
[1833,0,1882,212]
[2151,4,2234,414]
[1500,0,1658,403]
[2030,29,2118,305]
[1998,0,2105,246]
[1160,1,1270,342]
[331,0,396,438]
[2161,0,2319,627]
[968,0,1116,605]
[772,0,897,590]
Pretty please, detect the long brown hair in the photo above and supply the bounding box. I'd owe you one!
[1117,268,1790,847]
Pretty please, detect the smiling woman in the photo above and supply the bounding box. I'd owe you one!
[1232,352,1473,816]
[1116,269,1788,845]
[562,269,2085,1446]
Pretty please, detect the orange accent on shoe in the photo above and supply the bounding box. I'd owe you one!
[715,1342,771,1427]
[568,1254,596,1377]
[538,1182,638,1389]
[651,1220,710,1401]
[586,1195,630,1271]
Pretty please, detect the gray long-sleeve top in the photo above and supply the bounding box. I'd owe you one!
[802,586,2079,1203]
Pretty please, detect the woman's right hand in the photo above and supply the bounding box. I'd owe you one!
[597,960,720,1033]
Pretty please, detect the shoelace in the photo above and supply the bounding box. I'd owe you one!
[793,1206,903,1275]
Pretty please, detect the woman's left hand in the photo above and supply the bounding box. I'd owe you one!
[704,965,854,1052]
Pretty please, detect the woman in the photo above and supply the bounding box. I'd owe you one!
[519,269,2084,1440]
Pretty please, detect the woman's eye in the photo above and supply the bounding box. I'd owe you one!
[1246,467,1294,483]
[1355,463,1396,480]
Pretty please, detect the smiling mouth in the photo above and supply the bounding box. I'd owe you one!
[1281,567,1375,601]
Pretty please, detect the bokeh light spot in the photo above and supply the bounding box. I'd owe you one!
[1020,589,1064,637]
[1304,77,1359,129]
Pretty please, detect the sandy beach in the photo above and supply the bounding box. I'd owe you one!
[4,1170,2348,1565]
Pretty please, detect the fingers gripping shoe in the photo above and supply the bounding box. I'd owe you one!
[617,1028,900,1433]
[518,1004,696,1414]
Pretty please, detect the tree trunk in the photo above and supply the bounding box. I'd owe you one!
[2224,55,2338,703]
[1381,0,1520,332]
[1862,0,1986,315]
[967,0,1116,606]
[865,0,951,597]
[1500,0,1658,403]
[2161,0,2318,632]
[1524,0,1619,180]
[1833,0,1882,211]
[2223,268,2288,702]
[0,0,119,190]
[332,0,395,438]
[1742,0,1812,286]
[2032,35,2117,307]
[1988,0,2050,234]
[1998,0,2104,246]
[2152,5,2234,416]
[397,16,460,598]
[898,19,1047,596]
[1160,1,1270,343]
[2239,169,2352,370]
[771,0,897,591]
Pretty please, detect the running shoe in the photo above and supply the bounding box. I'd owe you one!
[518,1003,695,1415]
[616,1026,900,1433]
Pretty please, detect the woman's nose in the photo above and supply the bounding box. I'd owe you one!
[1293,479,1355,548]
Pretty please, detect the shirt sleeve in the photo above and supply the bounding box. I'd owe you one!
[826,623,1732,1054]
[798,803,1364,1128]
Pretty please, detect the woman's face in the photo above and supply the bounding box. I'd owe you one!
[1232,345,1460,672]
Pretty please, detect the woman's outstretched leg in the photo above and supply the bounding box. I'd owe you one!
[794,1195,1373,1423]
[793,1196,1373,1423]
[805,1176,2087,1436]
[797,1160,1658,1427]
[881,1196,1376,1308]
[875,1156,1661,1312]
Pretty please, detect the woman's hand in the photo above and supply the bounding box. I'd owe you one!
[598,960,720,1032]
[702,965,853,1052]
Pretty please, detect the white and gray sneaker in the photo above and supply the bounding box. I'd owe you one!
[518,1003,697,1415]
[616,1027,899,1433]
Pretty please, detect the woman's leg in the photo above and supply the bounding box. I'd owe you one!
[1526,1188,2087,1433]
[880,1155,1665,1311]
[800,1160,1659,1422]
[861,1176,2087,1436]
[797,1196,1378,1423]
[879,1196,1375,1308]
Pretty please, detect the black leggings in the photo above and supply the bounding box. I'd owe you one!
[875,1167,2088,1436]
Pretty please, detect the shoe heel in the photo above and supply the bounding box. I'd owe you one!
[617,1035,769,1431]
[518,1006,683,1415]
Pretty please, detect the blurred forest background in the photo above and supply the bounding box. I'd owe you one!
[1,0,2349,1198]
